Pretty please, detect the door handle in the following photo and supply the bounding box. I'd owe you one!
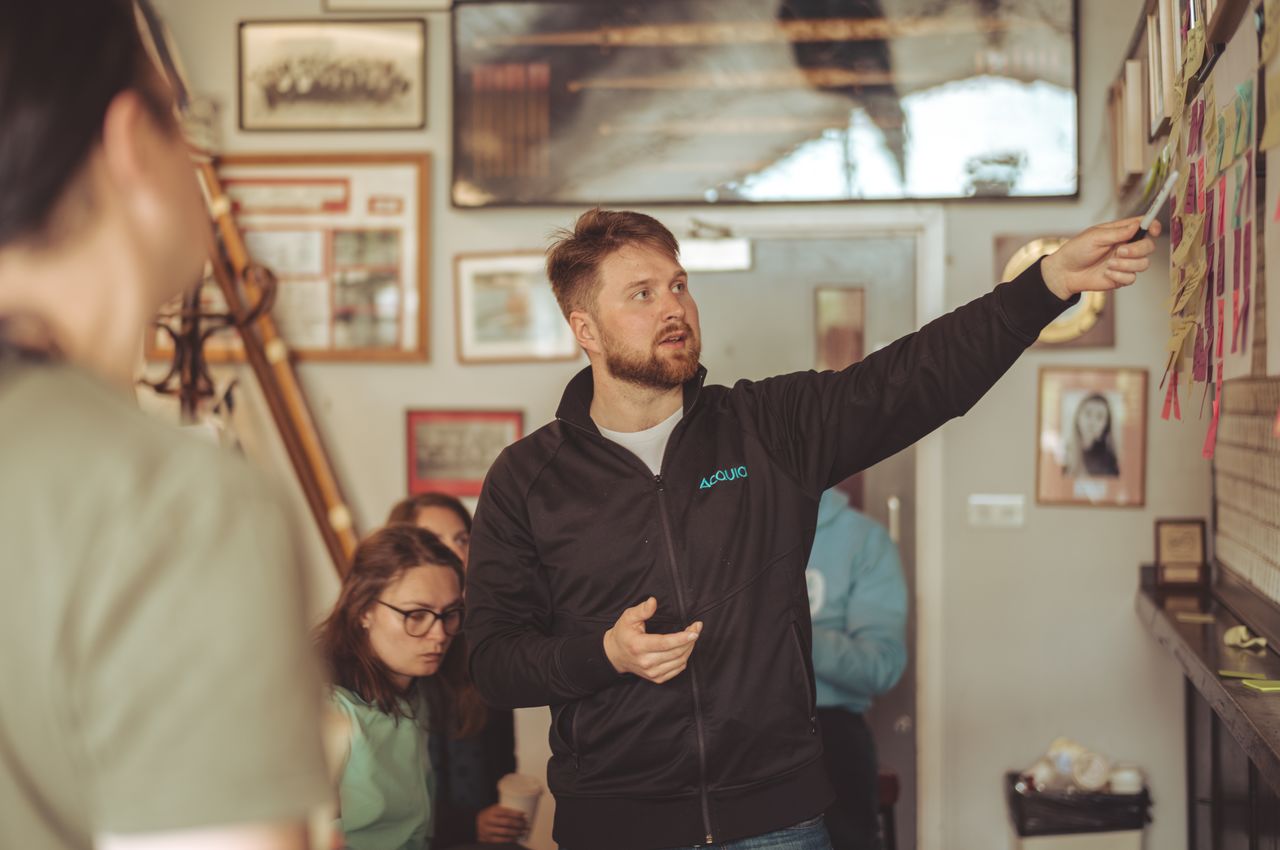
[887,495,901,544]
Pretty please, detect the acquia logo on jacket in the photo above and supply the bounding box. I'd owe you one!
[699,464,748,490]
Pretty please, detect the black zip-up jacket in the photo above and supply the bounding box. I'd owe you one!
[465,261,1075,850]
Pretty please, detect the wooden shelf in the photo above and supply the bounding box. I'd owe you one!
[1136,573,1280,795]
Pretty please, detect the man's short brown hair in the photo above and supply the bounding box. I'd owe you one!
[545,209,680,319]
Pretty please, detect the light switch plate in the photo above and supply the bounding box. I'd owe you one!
[967,493,1026,528]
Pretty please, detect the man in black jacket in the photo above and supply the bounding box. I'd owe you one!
[465,210,1158,850]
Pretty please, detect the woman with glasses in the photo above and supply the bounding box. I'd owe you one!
[316,523,486,850]
[387,494,526,849]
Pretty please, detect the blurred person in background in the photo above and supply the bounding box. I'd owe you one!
[805,488,907,850]
[0,1,330,848]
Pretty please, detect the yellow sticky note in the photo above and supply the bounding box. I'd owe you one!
[1173,266,1205,315]
[1263,77,1280,151]
[1219,668,1268,679]
[1265,0,1280,64]
[1172,213,1205,267]
[1243,679,1280,693]
[1182,25,1206,85]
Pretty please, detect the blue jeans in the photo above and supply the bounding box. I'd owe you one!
[563,816,834,850]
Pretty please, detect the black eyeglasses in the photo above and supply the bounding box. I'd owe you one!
[377,600,465,637]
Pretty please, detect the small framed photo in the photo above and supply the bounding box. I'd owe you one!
[814,287,865,372]
[1154,518,1209,587]
[1036,366,1148,507]
[454,252,580,364]
[239,19,426,131]
[406,410,523,497]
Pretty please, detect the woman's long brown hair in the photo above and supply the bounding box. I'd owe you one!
[316,524,486,736]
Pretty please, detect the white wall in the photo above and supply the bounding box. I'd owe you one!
[934,2,1205,849]
[150,1,1205,848]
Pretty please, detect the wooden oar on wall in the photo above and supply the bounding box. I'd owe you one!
[195,156,359,576]
[135,0,357,575]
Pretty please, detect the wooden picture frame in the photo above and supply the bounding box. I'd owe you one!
[326,0,450,9]
[1146,5,1173,138]
[1036,366,1148,507]
[406,409,523,497]
[1109,74,1145,192]
[145,152,430,363]
[454,252,580,364]
[1155,517,1209,587]
[239,19,426,131]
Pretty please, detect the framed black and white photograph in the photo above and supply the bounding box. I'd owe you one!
[1036,366,1148,508]
[454,252,580,364]
[239,19,426,131]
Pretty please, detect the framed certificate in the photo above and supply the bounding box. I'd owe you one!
[146,153,430,363]
[1155,518,1209,588]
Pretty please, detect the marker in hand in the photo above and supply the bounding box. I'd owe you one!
[1127,169,1180,243]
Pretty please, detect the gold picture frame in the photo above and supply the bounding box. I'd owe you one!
[995,235,1114,348]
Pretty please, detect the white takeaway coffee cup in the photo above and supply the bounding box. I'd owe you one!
[497,772,543,837]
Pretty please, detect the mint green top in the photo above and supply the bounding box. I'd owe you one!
[331,686,435,850]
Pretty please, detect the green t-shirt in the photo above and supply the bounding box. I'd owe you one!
[0,357,330,848]
[331,686,435,850]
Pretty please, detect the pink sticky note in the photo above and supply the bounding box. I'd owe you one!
[1217,235,1227,296]
[1203,397,1220,459]
[1242,228,1253,350]
[1198,158,1207,213]
[1194,325,1208,382]
[1234,228,1242,291]
[1217,298,1226,358]
[1219,175,1228,236]
[1245,225,1253,291]
[1232,284,1242,353]
[1205,286,1216,369]
[1162,374,1176,421]
[1207,238,1216,292]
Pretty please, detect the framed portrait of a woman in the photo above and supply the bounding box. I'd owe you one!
[1036,366,1148,507]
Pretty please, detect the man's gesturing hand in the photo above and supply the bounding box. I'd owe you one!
[1041,217,1162,301]
[603,596,702,684]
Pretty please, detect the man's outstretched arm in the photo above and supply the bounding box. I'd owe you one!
[735,217,1160,495]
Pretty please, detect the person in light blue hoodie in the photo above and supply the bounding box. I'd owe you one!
[805,488,908,850]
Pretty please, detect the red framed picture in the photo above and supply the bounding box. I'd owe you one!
[405,409,523,497]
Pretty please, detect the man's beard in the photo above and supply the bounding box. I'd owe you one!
[600,322,701,391]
